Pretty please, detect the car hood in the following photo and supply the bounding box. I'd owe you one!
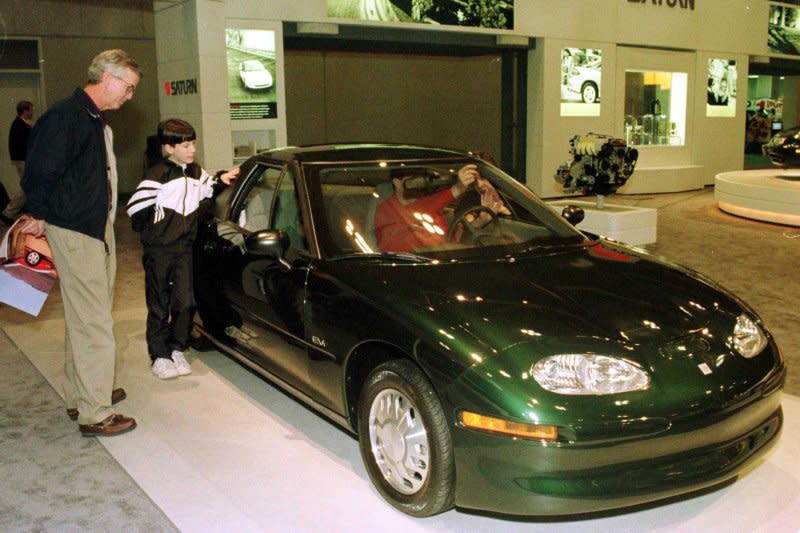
[344,243,743,351]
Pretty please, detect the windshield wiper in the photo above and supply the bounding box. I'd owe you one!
[523,237,591,251]
[331,251,431,263]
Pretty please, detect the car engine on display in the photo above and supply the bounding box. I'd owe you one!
[191,143,785,518]
[555,133,639,195]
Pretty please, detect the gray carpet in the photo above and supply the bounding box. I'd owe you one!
[0,329,178,533]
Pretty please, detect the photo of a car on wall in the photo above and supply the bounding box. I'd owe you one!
[192,143,785,518]
[239,59,273,90]
[561,48,601,104]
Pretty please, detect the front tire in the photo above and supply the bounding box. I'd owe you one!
[357,359,454,517]
[581,81,598,104]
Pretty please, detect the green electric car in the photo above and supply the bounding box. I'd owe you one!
[192,143,785,517]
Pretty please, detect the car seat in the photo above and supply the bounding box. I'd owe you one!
[363,182,394,251]
[239,189,273,231]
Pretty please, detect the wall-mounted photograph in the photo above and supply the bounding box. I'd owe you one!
[560,47,601,117]
[226,29,277,120]
[327,0,514,30]
[768,4,800,55]
[706,58,737,118]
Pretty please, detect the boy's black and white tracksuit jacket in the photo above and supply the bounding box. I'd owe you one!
[126,159,224,359]
[126,159,221,249]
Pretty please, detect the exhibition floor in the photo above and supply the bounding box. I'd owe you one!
[1,187,799,532]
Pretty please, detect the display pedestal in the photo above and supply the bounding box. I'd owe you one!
[548,199,657,245]
[715,169,800,227]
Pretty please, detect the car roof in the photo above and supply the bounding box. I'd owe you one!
[247,143,472,165]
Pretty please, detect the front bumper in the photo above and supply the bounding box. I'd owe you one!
[451,386,783,516]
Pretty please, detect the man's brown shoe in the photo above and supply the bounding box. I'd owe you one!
[67,387,127,420]
[79,413,136,436]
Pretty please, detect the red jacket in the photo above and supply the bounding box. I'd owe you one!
[374,188,454,252]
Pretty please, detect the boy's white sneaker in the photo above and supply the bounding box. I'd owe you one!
[152,357,179,379]
[171,350,192,376]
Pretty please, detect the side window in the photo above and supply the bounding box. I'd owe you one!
[274,172,307,250]
[237,165,282,232]
[235,164,307,251]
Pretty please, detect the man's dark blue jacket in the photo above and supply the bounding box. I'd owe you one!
[22,88,110,242]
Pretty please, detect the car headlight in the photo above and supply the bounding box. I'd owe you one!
[730,314,767,358]
[531,354,650,395]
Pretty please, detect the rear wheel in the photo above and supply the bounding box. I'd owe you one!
[357,359,454,517]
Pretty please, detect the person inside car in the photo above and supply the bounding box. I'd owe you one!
[374,165,475,253]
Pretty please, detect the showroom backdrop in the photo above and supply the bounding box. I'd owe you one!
[1,1,797,197]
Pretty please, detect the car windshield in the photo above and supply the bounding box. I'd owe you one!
[243,61,264,71]
[305,158,587,260]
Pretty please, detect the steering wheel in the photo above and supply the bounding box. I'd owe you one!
[447,205,500,244]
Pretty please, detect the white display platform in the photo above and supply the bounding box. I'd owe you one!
[715,169,800,226]
[5,311,800,533]
[549,199,657,245]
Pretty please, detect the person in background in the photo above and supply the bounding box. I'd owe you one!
[143,133,162,172]
[19,49,141,436]
[126,118,239,379]
[2,100,34,224]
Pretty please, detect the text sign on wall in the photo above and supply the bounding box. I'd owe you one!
[627,0,695,9]
[163,79,198,96]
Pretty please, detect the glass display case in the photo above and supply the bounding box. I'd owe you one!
[624,70,687,146]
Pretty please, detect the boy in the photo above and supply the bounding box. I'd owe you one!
[126,119,238,379]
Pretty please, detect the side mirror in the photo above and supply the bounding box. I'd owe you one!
[561,205,585,226]
[244,229,291,268]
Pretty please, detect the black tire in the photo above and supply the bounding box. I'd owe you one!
[357,359,455,517]
[581,81,598,104]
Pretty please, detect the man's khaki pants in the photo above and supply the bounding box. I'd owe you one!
[47,219,117,425]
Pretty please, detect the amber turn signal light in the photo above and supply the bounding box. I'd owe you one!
[460,411,558,441]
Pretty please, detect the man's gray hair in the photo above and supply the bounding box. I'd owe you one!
[87,49,141,84]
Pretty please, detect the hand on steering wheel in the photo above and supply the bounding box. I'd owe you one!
[447,205,498,244]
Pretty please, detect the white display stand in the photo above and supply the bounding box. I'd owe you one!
[715,169,800,227]
[548,198,657,245]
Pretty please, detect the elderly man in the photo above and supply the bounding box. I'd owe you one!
[20,49,141,436]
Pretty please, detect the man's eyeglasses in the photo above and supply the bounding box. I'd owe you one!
[111,73,136,95]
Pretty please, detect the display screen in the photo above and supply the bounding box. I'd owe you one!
[226,29,277,120]
[706,58,737,118]
[560,47,601,117]
[327,0,514,29]
[769,4,800,55]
